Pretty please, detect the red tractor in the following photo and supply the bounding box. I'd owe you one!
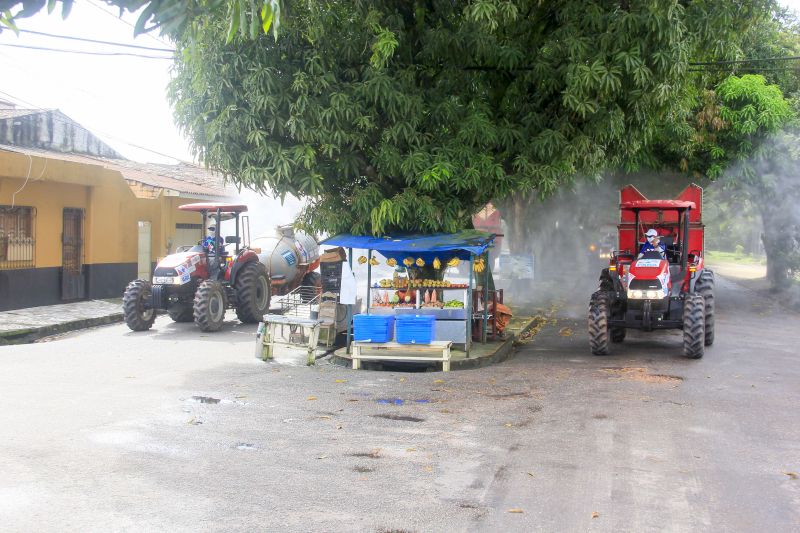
[123,203,270,332]
[589,184,715,358]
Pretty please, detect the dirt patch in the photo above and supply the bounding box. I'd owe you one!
[349,449,382,459]
[486,391,531,399]
[593,413,609,419]
[600,367,683,384]
[352,465,375,473]
[372,414,425,422]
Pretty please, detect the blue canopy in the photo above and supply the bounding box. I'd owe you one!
[321,231,495,262]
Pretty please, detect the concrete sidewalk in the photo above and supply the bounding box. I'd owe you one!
[0,299,123,345]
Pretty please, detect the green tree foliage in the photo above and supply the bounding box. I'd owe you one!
[167,0,771,236]
[0,0,280,39]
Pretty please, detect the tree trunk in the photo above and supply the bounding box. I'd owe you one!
[760,207,792,292]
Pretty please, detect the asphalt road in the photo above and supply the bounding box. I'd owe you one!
[0,275,798,532]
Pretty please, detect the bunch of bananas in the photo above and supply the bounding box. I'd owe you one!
[386,258,397,267]
[447,257,460,267]
[415,257,425,267]
[403,257,414,267]
[473,257,486,273]
[358,255,367,264]
[433,257,441,269]
[369,257,379,266]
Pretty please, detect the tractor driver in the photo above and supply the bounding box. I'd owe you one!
[638,228,666,259]
[202,225,225,254]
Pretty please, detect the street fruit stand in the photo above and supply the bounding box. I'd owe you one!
[319,231,496,358]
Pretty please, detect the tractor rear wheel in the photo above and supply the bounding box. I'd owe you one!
[168,303,194,322]
[695,270,715,346]
[589,291,610,355]
[123,279,156,331]
[235,262,270,324]
[683,293,705,359]
[194,280,227,332]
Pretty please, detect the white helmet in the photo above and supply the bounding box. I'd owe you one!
[645,229,658,238]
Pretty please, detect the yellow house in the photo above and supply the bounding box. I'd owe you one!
[0,109,232,311]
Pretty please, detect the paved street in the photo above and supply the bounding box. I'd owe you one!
[1,275,798,532]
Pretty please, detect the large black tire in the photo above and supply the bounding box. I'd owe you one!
[589,291,610,355]
[695,270,715,346]
[123,279,156,331]
[194,280,227,332]
[683,294,705,359]
[234,262,270,324]
[168,303,194,322]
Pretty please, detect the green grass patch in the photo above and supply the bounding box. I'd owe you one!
[705,250,766,265]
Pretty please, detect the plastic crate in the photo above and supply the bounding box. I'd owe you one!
[395,314,436,344]
[353,314,395,343]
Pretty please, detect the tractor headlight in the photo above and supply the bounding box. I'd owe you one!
[628,289,663,300]
[629,289,644,299]
[646,290,661,299]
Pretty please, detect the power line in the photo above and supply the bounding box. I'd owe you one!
[689,56,800,66]
[18,29,173,52]
[84,0,174,49]
[0,42,172,59]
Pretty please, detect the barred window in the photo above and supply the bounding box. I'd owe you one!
[0,205,35,269]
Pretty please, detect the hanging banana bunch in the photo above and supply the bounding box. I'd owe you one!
[386,258,397,267]
[447,257,460,267]
[358,255,367,264]
[403,257,414,267]
[473,257,486,273]
[415,257,425,267]
[433,257,441,270]
[369,257,379,266]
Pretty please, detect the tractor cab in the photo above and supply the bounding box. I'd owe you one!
[589,184,715,359]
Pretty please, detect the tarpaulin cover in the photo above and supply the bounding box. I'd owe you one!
[320,231,495,262]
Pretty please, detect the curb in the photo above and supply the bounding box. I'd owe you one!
[329,315,542,371]
[0,313,125,345]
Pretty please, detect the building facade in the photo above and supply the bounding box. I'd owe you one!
[0,108,231,311]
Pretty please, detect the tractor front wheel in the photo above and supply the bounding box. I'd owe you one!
[235,262,270,324]
[194,280,227,332]
[683,294,705,359]
[695,270,715,346]
[610,327,626,343]
[589,291,610,355]
[123,279,156,331]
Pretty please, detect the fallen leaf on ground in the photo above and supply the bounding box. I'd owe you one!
[399,377,406,382]
[558,327,573,337]
[424,465,433,472]
[592,512,599,518]
[434,379,445,384]
[317,415,331,420]
[504,423,514,428]
[527,472,535,477]
[335,379,347,383]
[784,471,799,479]
[235,395,247,399]
[507,508,524,514]
[307,396,317,401]
[406,448,416,452]
[336,425,343,429]
[316,455,329,459]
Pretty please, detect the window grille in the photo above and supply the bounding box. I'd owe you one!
[0,206,35,269]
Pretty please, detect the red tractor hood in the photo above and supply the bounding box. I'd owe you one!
[157,251,204,269]
[628,257,668,279]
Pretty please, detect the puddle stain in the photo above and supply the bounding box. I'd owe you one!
[372,414,425,422]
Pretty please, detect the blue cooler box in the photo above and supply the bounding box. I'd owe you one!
[395,314,436,344]
[353,314,395,343]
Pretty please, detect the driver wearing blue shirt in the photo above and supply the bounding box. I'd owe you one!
[638,228,666,259]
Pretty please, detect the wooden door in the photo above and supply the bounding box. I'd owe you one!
[61,208,85,300]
